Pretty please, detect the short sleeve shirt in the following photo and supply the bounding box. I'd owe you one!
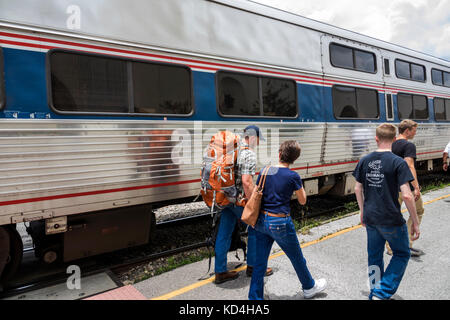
[392,139,416,161]
[352,151,414,226]
[256,166,303,215]
[392,139,416,190]
[235,143,256,194]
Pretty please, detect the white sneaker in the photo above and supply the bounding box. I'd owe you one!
[303,278,327,299]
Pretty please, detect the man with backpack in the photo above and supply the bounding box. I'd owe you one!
[203,125,273,284]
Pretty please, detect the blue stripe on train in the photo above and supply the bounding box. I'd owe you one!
[0,47,436,123]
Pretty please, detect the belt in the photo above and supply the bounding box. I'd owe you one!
[262,210,290,218]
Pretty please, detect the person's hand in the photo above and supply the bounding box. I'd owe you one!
[414,188,421,202]
[360,212,365,227]
[444,163,448,171]
[410,223,420,241]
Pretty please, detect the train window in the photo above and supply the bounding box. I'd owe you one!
[445,72,450,87]
[0,47,4,110]
[354,50,376,73]
[411,64,426,81]
[218,72,260,116]
[132,62,192,115]
[262,77,297,117]
[386,94,394,120]
[434,98,450,121]
[398,93,413,119]
[431,69,443,86]
[413,95,428,119]
[330,43,376,73]
[384,59,390,75]
[330,44,353,69]
[431,68,450,87]
[50,51,129,113]
[397,93,429,120]
[395,60,411,79]
[217,71,297,118]
[395,59,426,82]
[332,85,379,119]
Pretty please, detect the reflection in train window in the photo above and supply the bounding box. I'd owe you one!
[432,69,443,86]
[262,77,297,117]
[445,72,450,87]
[434,98,450,121]
[218,72,260,116]
[133,62,191,115]
[332,85,379,119]
[397,93,429,120]
[395,59,426,82]
[330,43,376,73]
[218,71,297,118]
[50,51,129,113]
[49,50,193,116]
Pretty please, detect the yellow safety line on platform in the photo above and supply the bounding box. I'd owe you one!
[151,192,450,300]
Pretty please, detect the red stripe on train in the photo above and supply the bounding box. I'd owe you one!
[3,31,450,97]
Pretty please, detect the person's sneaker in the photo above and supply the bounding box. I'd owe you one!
[246,266,274,277]
[214,271,239,284]
[371,295,382,300]
[303,278,327,299]
[410,247,424,257]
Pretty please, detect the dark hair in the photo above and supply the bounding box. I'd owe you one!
[279,140,301,164]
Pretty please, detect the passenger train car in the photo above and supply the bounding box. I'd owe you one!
[0,0,449,282]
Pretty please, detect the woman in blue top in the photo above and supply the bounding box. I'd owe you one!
[248,140,327,300]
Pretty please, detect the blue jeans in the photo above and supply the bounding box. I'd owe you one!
[366,224,411,300]
[248,214,315,300]
[214,205,256,273]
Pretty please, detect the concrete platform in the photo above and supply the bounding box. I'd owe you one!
[127,185,450,300]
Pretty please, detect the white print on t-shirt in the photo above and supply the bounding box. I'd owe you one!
[366,160,384,187]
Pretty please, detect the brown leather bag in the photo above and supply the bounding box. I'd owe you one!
[241,166,271,227]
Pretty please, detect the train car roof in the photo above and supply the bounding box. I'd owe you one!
[0,0,449,70]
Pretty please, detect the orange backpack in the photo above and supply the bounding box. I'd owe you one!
[201,131,242,213]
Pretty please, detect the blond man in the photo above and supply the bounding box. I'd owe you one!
[386,120,424,256]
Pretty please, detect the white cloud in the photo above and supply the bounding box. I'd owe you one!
[250,0,450,61]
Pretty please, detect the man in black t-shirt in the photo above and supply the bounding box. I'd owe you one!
[386,120,424,257]
[353,123,420,300]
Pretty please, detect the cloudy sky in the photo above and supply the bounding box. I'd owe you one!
[250,0,450,61]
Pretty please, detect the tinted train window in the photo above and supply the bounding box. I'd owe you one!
[262,77,297,117]
[431,68,450,87]
[434,98,450,121]
[397,93,429,120]
[50,52,129,113]
[133,62,191,115]
[330,43,376,73]
[49,51,193,116]
[411,64,426,81]
[332,85,379,119]
[445,72,450,87]
[218,71,297,118]
[395,59,426,82]
[431,69,443,86]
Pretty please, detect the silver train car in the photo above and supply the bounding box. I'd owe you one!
[0,0,449,281]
